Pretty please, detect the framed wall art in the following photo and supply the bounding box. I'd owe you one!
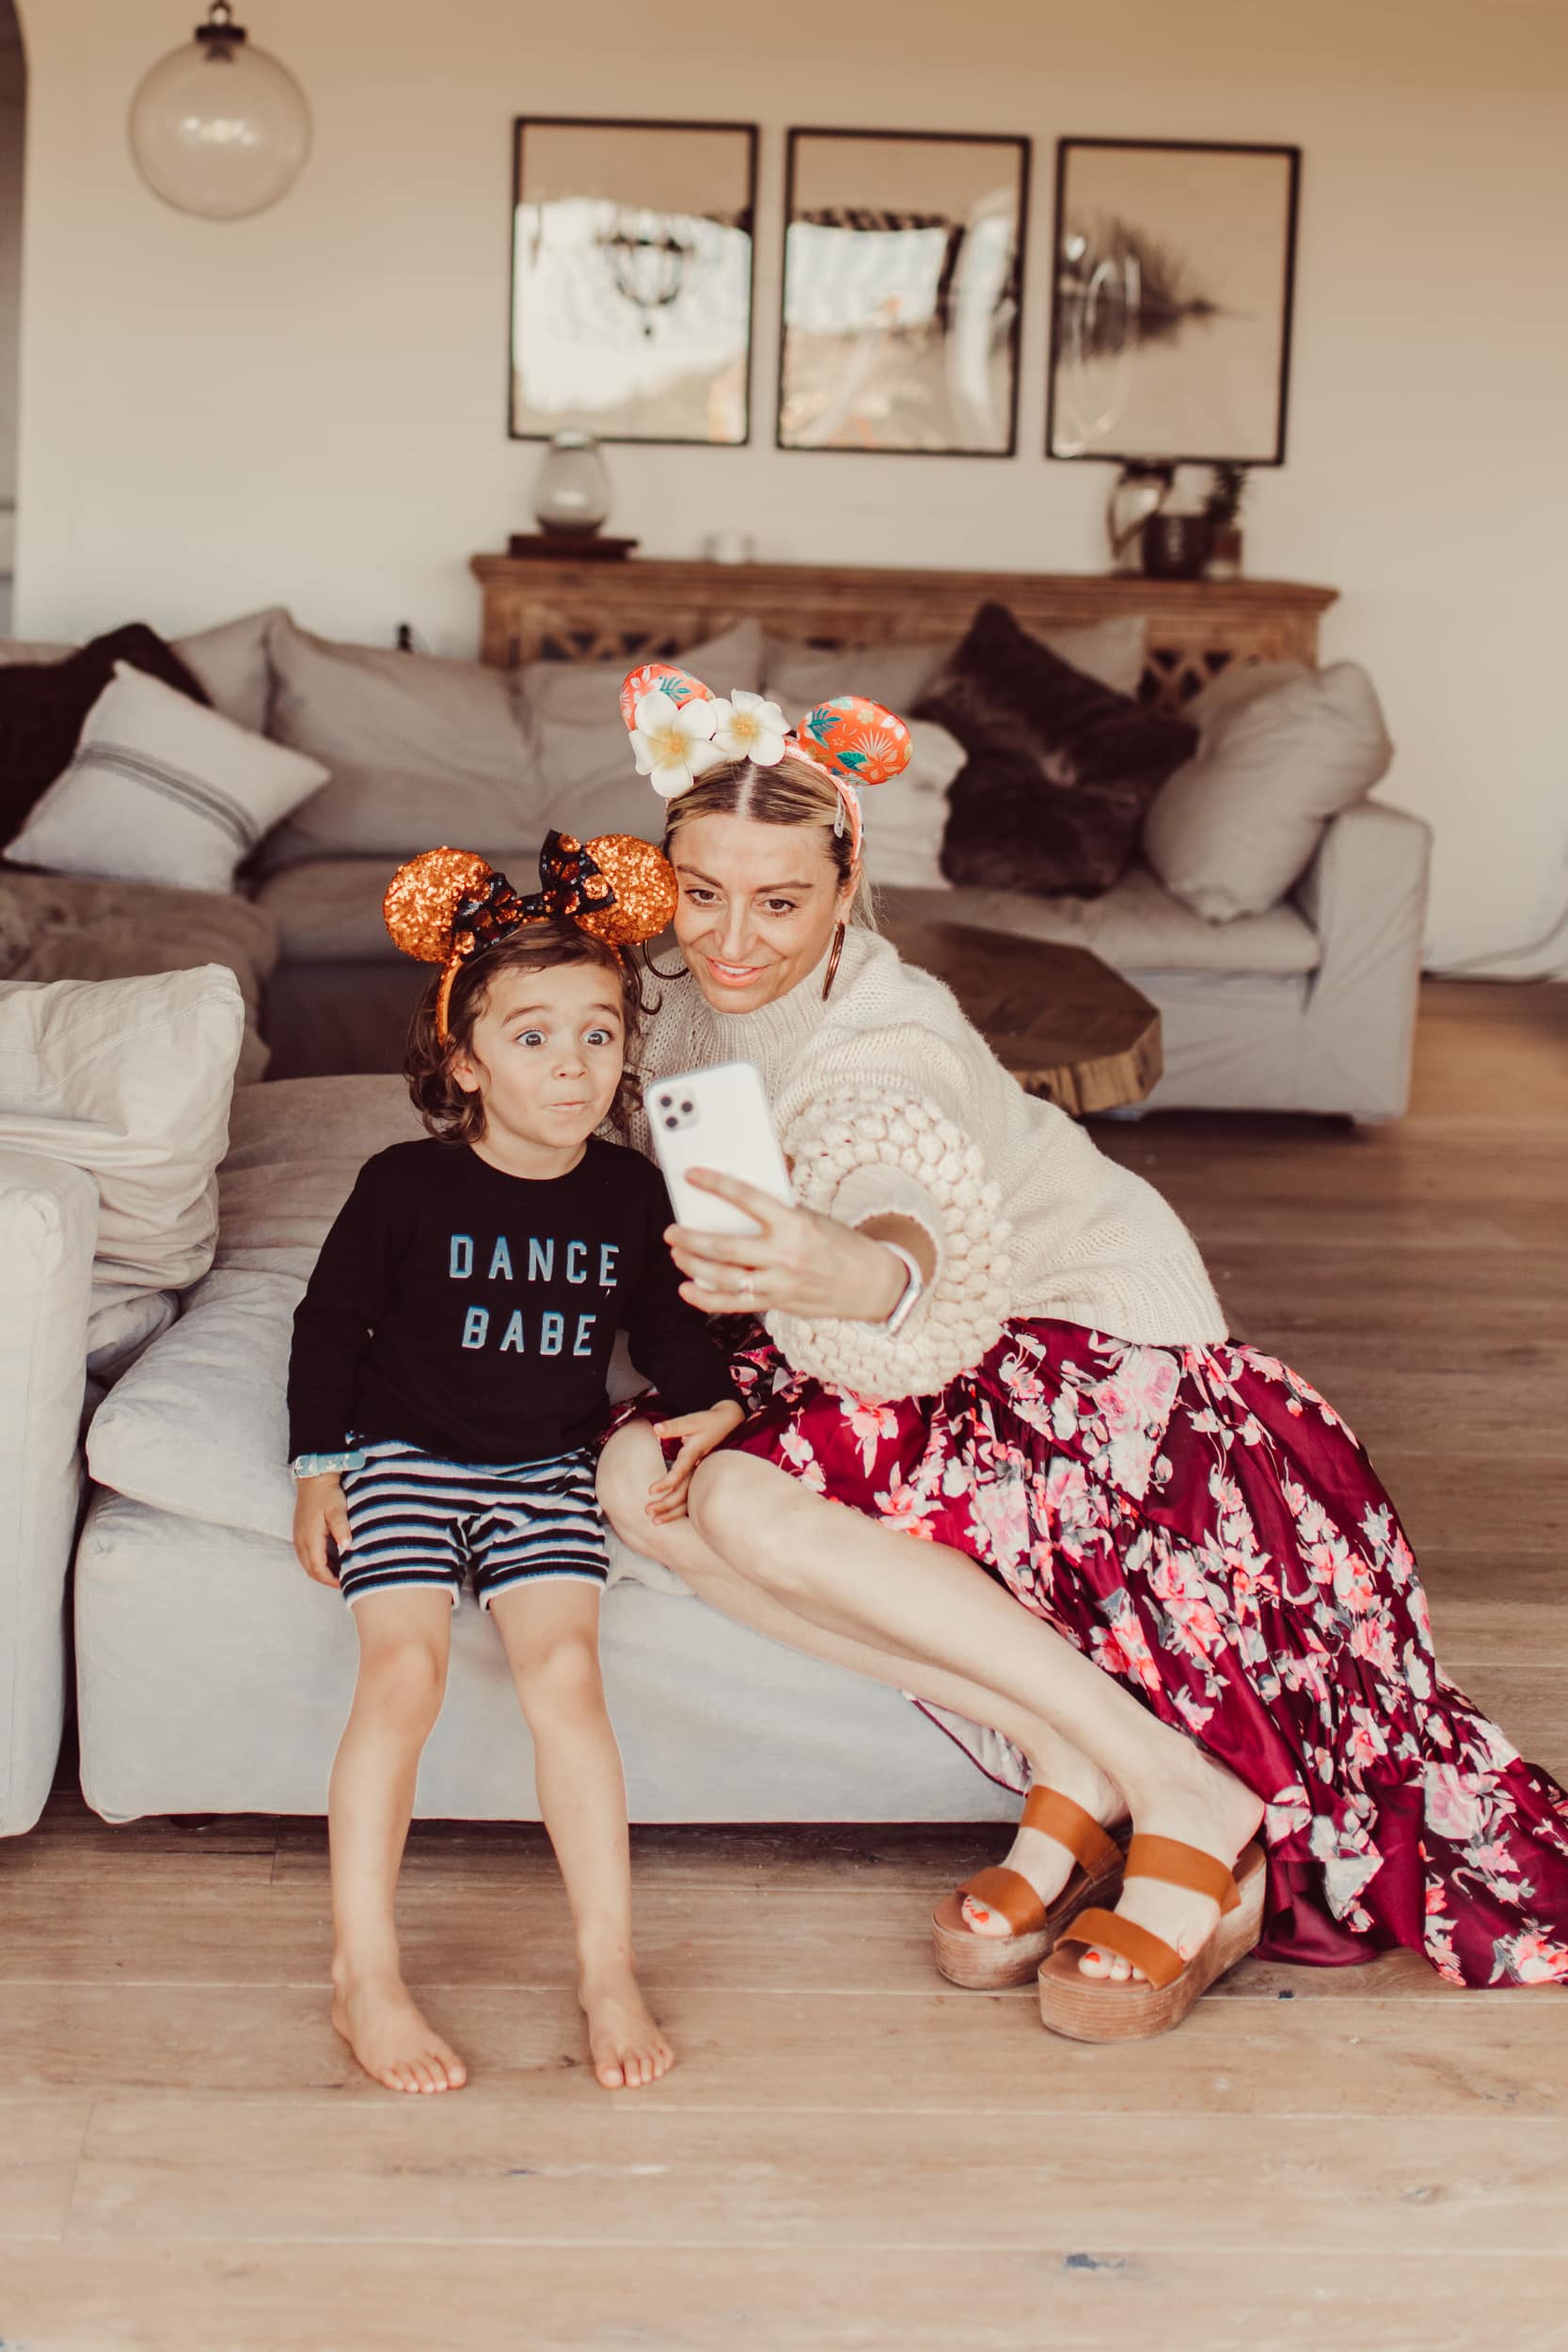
[509,117,757,446]
[777,128,1030,456]
[1046,138,1301,466]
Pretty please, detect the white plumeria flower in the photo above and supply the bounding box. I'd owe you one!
[708,689,789,767]
[630,689,721,799]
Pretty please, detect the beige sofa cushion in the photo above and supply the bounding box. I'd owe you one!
[173,608,289,734]
[1143,660,1394,922]
[881,862,1321,977]
[764,615,1147,716]
[251,857,404,962]
[0,964,246,1350]
[261,621,544,867]
[523,619,764,845]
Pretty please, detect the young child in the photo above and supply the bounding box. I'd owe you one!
[289,836,741,2097]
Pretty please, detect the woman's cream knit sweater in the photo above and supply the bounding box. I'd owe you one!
[630,927,1226,1401]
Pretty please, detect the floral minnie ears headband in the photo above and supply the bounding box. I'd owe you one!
[620,662,912,865]
[384,830,678,1042]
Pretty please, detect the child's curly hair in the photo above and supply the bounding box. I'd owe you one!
[405,921,648,1146]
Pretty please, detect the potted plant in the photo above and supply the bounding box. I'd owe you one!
[1203,462,1249,580]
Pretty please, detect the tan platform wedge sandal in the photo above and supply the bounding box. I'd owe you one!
[1037,1834,1268,2041]
[931,1788,1131,1992]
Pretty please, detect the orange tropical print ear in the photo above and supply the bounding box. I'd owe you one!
[795,697,913,787]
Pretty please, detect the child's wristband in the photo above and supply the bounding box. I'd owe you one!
[290,1450,366,1479]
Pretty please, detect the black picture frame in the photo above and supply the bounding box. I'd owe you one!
[1045,136,1302,468]
[776,126,1031,458]
[508,115,759,448]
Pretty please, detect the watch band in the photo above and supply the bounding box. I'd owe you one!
[879,1243,926,1337]
[290,1449,366,1479]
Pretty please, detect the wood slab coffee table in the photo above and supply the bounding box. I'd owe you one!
[885,920,1163,1118]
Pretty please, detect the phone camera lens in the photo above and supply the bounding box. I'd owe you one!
[656,1094,671,1109]
[680,1099,694,1115]
[663,1115,679,1130]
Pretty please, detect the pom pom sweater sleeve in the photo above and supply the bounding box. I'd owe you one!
[629,930,1226,1402]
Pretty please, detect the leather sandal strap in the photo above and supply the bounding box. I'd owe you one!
[958,1865,1048,1938]
[1065,1905,1186,1991]
[1124,1834,1241,1914]
[1020,1787,1125,1880]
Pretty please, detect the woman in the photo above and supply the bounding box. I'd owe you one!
[597,662,1568,2034]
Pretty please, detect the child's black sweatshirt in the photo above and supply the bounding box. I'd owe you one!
[288,1137,736,1466]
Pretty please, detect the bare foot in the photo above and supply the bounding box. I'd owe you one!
[581,1968,675,2090]
[331,1968,467,2094]
[960,1754,1126,1940]
[1078,1747,1265,1981]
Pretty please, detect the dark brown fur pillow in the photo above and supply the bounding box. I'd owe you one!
[917,602,1197,898]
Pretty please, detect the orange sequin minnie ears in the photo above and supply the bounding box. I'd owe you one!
[620,663,912,864]
[384,829,678,1041]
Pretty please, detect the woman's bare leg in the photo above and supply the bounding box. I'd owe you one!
[602,1430,1261,1979]
[600,1426,1125,1921]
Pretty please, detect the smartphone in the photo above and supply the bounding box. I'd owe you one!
[645,1060,794,1237]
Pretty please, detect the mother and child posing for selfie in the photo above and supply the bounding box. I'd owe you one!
[290,660,1568,2097]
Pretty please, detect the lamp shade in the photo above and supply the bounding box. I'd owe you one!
[129,6,311,222]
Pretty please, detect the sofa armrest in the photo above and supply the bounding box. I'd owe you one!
[0,1148,96,1833]
[1291,800,1433,1122]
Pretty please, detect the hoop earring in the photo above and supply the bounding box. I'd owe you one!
[822,922,847,1001]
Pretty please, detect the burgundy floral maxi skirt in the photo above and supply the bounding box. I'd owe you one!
[723,1319,1568,1988]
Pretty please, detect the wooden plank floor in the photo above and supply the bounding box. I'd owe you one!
[4,978,1565,2352]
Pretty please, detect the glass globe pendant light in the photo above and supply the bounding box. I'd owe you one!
[128,4,311,222]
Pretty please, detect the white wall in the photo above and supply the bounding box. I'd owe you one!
[13,0,1568,966]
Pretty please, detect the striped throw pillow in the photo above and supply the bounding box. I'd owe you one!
[4,661,329,892]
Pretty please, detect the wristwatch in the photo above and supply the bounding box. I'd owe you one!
[879,1243,926,1337]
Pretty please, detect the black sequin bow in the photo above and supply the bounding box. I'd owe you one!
[451,832,614,959]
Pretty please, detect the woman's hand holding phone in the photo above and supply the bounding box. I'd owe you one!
[665,1170,910,1325]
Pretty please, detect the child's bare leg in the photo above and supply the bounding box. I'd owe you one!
[328,1587,467,2094]
[488,1579,673,2091]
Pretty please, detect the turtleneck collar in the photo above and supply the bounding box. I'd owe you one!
[694,924,878,1076]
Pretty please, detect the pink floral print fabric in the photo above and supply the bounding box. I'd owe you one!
[725,1318,1568,1988]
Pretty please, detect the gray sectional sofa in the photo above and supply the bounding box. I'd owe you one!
[2,602,1430,1121]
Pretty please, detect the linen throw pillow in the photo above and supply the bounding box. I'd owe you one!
[5,663,330,893]
[0,623,211,849]
[0,963,246,1345]
[261,619,542,868]
[917,603,1197,898]
[1142,660,1396,921]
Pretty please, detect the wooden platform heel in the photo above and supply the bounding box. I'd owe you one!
[1037,1835,1267,2040]
[931,1788,1131,1992]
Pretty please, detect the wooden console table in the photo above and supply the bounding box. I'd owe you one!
[471,553,1338,711]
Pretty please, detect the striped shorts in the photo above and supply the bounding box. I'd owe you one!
[336,1438,610,1611]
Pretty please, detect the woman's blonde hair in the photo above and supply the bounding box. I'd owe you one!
[660,752,878,928]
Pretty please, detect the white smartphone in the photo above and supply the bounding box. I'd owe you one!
[645,1060,794,1237]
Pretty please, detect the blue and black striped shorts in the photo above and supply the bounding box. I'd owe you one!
[336,1438,610,1611]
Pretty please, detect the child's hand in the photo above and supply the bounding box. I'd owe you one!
[293,1472,350,1585]
[645,1400,745,1524]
